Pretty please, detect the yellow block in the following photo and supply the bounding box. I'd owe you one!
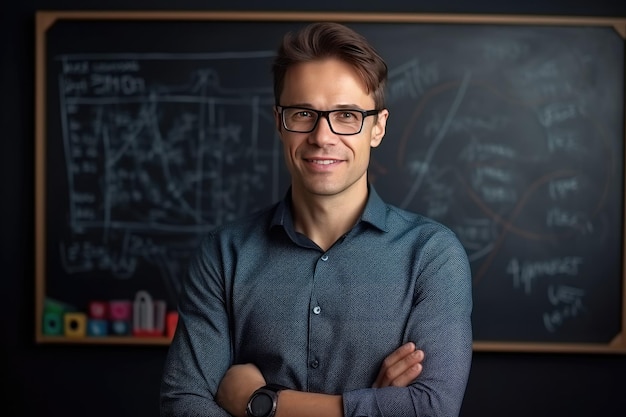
[64,312,87,338]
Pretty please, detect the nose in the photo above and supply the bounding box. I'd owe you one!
[308,114,337,147]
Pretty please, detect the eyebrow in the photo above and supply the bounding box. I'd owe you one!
[283,103,369,111]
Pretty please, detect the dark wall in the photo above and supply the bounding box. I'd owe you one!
[2,1,626,416]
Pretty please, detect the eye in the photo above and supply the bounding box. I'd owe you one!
[294,110,314,119]
[333,110,361,123]
[338,111,357,119]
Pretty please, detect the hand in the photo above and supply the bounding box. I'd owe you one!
[372,342,424,388]
[216,363,266,417]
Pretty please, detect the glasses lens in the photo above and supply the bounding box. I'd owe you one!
[328,110,364,134]
[282,108,364,134]
[283,108,318,133]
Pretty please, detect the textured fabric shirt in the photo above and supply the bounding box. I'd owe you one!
[160,185,473,417]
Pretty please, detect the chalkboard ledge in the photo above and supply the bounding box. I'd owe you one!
[36,335,172,346]
[474,339,626,354]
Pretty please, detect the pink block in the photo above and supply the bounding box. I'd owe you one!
[109,300,132,321]
[88,301,108,319]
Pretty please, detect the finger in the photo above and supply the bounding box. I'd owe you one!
[381,342,416,368]
[389,348,423,379]
[373,344,423,388]
[387,354,424,387]
[373,343,416,387]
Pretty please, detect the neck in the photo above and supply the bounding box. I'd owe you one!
[291,183,369,251]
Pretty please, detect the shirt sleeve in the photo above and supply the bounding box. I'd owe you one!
[342,227,473,417]
[160,235,232,417]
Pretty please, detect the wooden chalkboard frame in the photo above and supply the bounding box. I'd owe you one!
[35,11,626,352]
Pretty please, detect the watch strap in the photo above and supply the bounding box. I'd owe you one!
[263,384,289,393]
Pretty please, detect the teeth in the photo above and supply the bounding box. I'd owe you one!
[311,160,336,165]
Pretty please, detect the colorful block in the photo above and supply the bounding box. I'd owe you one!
[43,311,63,335]
[87,319,108,336]
[110,320,131,336]
[133,290,155,331]
[88,301,108,319]
[64,312,87,338]
[132,291,166,337]
[109,300,132,321]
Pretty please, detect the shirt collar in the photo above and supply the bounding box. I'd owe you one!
[270,184,388,234]
[360,185,389,232]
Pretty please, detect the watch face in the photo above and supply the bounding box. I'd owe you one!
[249,392,273,417]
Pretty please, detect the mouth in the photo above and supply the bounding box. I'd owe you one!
[306,159,340,165]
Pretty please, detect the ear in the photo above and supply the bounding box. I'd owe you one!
[273,106,283,133]
[370,109,389,148]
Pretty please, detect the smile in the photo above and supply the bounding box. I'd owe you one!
[308,159,339,165]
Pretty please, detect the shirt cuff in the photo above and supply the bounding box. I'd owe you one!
[342,388,379,417]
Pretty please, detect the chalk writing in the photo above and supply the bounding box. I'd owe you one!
[506,257,583,295]
[546,208,593,233]
[543,285,586,332]
[548,177,579,200]
[546,130,585,154]
[482,39,530,63]
[387,58,439,103]
[537,101,587,128]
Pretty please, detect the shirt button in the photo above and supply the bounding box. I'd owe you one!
[313,306,321,315]
[310,359,319,368]
[321,254,329,261]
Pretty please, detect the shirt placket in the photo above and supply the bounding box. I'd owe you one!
[307,251,331,391]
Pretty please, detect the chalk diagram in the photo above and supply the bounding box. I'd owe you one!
[393,76,615,282]
[53,53,287,303]
[372,39,623,338]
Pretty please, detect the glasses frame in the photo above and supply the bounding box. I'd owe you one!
[277,105,380,136]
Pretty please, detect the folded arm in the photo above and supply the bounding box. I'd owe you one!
[216,343,425,417]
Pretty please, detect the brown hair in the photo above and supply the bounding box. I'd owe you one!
[272,22,388,109]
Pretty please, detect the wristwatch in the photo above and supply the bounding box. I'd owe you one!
[246,384,287,417]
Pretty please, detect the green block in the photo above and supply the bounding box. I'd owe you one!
[43,311,63,335]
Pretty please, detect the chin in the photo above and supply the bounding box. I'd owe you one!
[298,182,335,195]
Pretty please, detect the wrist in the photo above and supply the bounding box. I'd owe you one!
[246,384,288,417]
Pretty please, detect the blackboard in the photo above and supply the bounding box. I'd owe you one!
[35,11,626,352]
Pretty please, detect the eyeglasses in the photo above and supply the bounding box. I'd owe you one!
[278,106,380,135]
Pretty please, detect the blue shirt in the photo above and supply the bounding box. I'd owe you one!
[160,186,473,417]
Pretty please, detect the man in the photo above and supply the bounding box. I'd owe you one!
[161,22,472,417]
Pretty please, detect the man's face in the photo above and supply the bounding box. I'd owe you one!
[275,58,388,200]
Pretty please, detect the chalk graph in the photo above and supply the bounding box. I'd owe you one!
[55,52,287,300]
